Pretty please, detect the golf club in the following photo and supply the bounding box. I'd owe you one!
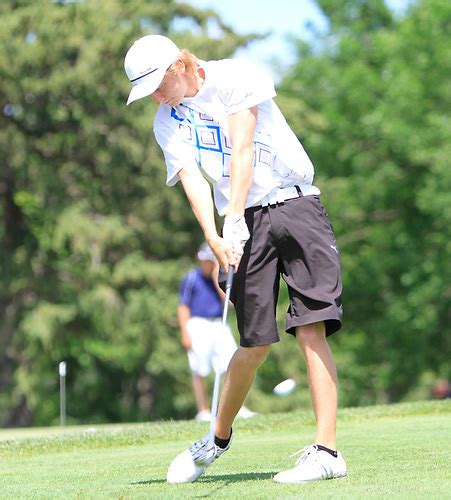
[208,265,234,446]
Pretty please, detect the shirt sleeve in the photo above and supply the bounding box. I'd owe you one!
[153,109,198,187]
[179,270,196,306]
[218,59,277,115]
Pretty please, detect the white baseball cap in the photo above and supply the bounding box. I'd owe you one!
[197,243,216,262]
[124,35,180,105]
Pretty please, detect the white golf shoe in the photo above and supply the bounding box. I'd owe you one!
[273,444,347,484]
[167,431,233,484]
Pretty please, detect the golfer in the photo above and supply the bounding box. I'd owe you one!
[179,242,256,422]
[124,34,347,484]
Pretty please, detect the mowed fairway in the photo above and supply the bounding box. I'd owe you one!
[1,401,450,498]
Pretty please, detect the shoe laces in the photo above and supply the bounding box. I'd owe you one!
[290,445,320,467]
[189,436,207,453]
[189,436,215,462]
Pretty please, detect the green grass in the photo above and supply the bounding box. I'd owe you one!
[1,400,450,498]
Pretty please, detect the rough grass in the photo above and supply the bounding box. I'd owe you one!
[1,400,450,498]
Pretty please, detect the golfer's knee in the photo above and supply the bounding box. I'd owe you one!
[296,322,326,347]
[238,345,270,367]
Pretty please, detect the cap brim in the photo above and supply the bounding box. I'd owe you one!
[197,252,216,262]
[126,71,165,105]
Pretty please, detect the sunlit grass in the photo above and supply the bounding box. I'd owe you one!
[1,400,450,498]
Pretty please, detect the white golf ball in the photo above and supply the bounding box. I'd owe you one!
[273,378,297,396]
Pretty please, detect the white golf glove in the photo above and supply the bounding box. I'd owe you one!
[223,215,250,255]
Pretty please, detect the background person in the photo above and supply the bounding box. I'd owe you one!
[178,242,256,421]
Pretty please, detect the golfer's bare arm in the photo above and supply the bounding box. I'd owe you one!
[179,165,218,243]
[227,106,258,216]
[179,164,232,268]
[178,105,258,268]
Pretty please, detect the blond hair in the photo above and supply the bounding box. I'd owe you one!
[167,49,198,75]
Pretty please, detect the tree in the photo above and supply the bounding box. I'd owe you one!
[278,0,451,404]
[0,0,260,425]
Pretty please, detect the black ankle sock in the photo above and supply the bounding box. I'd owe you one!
[316,444,338,458]
[214,430,232,449]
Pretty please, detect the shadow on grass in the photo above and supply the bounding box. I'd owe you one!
[132,471,275,487]
[200,472,275,483]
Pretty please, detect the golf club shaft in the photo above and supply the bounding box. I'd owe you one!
[208,265,234,444]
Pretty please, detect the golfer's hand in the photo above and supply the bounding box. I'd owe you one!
[207,236,235,271]
[223,214,250,267]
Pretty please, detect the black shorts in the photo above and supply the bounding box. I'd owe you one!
[219,195,343,347]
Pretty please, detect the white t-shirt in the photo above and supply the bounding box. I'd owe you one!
[153,58,320,215]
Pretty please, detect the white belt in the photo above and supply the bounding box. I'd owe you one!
[256,186,302,207]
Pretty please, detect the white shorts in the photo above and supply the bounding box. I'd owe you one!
[187,317,237,377]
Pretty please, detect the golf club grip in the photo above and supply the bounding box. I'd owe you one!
[222,265,234,325]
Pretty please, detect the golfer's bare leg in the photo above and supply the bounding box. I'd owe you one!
[296,322,337,449]
[215,345,270,439]
[192,375,209,413]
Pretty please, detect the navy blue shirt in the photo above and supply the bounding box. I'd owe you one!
[179,268,223,318]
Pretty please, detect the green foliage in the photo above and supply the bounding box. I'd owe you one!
[1,0,449,427]
[0,0,259,425]
[278,0,451,404]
